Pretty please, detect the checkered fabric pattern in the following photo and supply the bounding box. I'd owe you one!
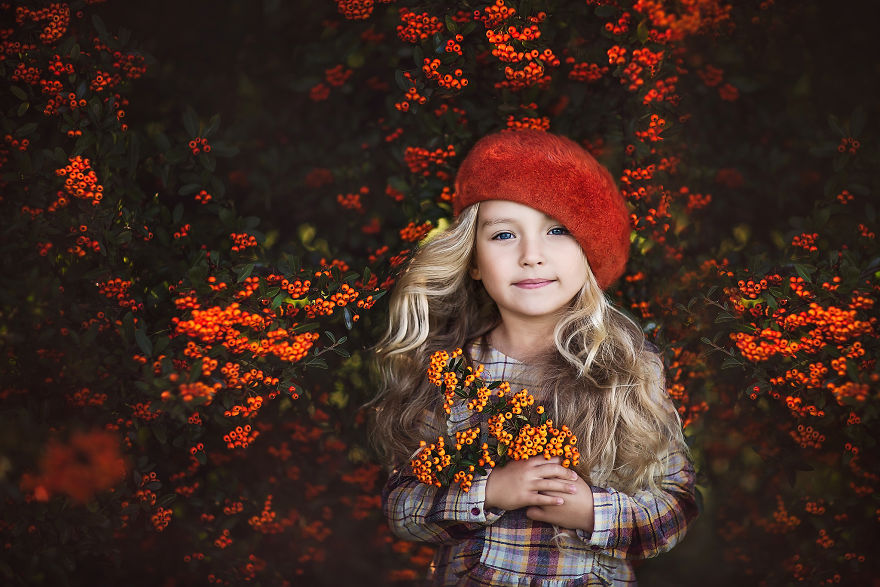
[382,339,698,586]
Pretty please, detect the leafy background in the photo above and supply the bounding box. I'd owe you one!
[1,0,877,585]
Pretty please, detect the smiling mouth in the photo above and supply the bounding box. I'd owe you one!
[514,280,554,289]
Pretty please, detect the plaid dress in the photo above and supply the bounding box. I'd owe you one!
[382,339,698,586]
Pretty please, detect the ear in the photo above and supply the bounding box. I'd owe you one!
[469,266,481,280]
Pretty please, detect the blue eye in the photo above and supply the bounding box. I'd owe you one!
[491,231,514,240]
[549,226,570,235]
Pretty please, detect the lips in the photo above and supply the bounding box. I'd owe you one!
[513,279,554,289]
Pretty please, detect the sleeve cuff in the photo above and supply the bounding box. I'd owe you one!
[461,473,504,525]
[576,486,613,550]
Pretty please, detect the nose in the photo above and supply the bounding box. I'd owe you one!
[519,235,544,267]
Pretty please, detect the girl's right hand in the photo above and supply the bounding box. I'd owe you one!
[484,457,579,511]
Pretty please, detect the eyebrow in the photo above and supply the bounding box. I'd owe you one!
[480,215,558,229]
[480,217,517,228]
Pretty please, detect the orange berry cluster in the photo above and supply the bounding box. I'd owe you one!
[466,381,494,412]
[224,395,264,419]
[790,424,825,450]
[782,303,873,346]
[15,4,70,45]
[828,382,870,405]
[454,426,480,451]
[12,62,41,84]
[214,528,233,549]
[249,494,292,534]
[718,82,739,101]
[3,132,30,151]
[474,0,516,28]
[411,436,451,488]
[414,350,580,491]
[68,233,101,257]
[232,276,259,299]
[396,8,444,44]
[635,114,667,143]
[309,82,330,102]
[113,50,147,80]
[607,45,627,66]
[698,64,724,87]
[428,348,459,386]
[685,189,712,211]
[266,275,312,298]
[858,223,875,239]
[399,220,432,242]
[337,187,368,213]
[619,48,664,91]
[605,11,632,34]
[505,115,550,131]
[173,223,191,239]
[394,72,427,112]
[422,58,468,90]
[230,232,258,252]
[224,424,259,450]
[567,59,609,82]
[837,137,860,154]
[66,386,108,407]
[90,69,122,92]
[172,301,319,363]
[487,390,580,467]
[815,528,835,549]
[730,328,794,363]
[633,0,731,43]
[445,34,464,55]
[621,164,656,187]
[759,495,801,533]
[151,506,172,531]
[836,189,854,204]
[403,144,456,178]
[194,189,212,204]
[55,156,103,206]
[132,401,160,421]
[97,278,136,309]
[644,75,679,105]
[335,0,374,20]
[325,64,353,87]
[189,137,211,155]
[792,232,819,252]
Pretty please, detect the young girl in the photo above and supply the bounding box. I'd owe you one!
[371,130,698,585]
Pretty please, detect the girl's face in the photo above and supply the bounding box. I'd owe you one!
[470,200,589,327]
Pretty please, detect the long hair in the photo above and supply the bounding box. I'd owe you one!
[369,203,685,494]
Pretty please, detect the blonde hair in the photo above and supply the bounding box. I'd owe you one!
[369,203,685,494]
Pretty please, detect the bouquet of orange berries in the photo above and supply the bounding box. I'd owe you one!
[411,348,580,492]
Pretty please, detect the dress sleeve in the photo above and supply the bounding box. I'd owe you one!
[575,443,698,559]
[382,468,504,545]
[573,344,699,559]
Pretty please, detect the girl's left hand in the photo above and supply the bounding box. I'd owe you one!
[525,472,594,532]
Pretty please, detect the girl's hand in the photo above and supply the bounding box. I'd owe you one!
[525,472,594,532]
[485,457,579,511]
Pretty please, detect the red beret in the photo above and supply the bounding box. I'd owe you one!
[453,129,630,290]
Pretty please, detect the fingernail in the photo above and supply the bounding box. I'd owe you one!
[569,485,576,493]
[556,498,564,505]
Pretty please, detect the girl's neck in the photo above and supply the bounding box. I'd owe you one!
[488,322,555,363]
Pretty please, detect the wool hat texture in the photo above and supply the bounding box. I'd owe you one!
[453,129,631,290]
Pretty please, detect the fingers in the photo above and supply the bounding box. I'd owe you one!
[534,479,577,494]
[525,505,557,521]
[533,461,579,481]
[534,494,565,506]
